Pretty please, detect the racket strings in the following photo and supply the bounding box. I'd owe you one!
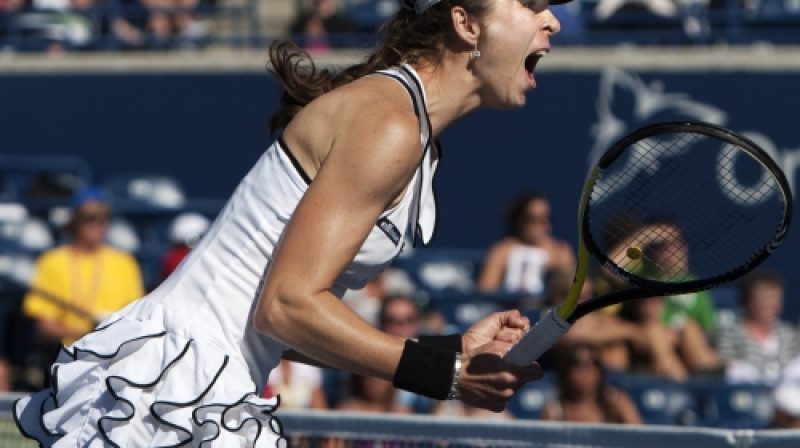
[588,130,785,286]
[598,134,700,281]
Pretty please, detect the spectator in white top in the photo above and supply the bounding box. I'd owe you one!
[478,192,574,297]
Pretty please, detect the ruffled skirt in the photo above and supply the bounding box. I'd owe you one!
[13,314,287,447]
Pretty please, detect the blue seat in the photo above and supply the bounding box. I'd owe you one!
[392,248,487,295]
[0,155,91,215]
[692,383,774,429]
[744,0,800,24]
[507,374,557,419]
[102,173,189,248]
[710,286,740,332]
[429,291,523,333]
[619,376,699,425]
[103,173,187,211]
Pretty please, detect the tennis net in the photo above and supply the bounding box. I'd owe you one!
[3,394,800,447]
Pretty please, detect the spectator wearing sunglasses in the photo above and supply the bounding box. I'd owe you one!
[22,186,144,351]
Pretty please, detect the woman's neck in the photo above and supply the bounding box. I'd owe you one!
[413,59,482,138]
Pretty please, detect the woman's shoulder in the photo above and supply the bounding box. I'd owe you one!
[308,76,423,145]
[286,75,425,173]
[326,74,420,116]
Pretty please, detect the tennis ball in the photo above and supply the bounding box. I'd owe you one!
[626,246,643,259]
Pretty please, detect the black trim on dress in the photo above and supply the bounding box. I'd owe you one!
[278,135,312,185]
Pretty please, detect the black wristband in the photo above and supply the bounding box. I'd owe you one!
[417,334,463,353]
[393,339,456,400]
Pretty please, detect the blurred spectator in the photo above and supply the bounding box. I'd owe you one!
[342,267,414,327]
[478,192,574,298]
[619,295,721,381]
[541,342,642,424]
[263,359,328,410]
[716,270,799,385]
[289,0,359,53]
[598,216,717,334]
[152,211,210,289]
[379,294,420,339]
[337,373,412,414]
[112,0,209,50]
[771,382,800,429]
[11,0,97,53]
[22,186,144,349]
[0,0,25,16]
[643,219,717,335]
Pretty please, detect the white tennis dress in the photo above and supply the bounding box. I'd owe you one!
[14,64,440,448]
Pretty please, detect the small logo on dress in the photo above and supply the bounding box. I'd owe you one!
[377,217,402,246]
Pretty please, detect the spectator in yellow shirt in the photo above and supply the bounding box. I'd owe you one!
[23,186,144,347]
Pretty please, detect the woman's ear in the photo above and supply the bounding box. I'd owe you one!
[451,6,480,48]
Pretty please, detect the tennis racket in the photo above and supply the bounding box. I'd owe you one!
[503,121,793,366]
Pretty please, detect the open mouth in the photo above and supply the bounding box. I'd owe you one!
[524,49,548,78]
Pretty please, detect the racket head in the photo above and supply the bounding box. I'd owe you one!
[580,121,792,297]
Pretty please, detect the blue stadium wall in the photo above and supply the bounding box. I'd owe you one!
[2,66,799,319]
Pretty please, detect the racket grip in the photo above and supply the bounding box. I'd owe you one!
[502,309,572,366]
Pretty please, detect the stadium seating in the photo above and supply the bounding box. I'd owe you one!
[691,382,775,429]
[429,291,524,333]
[506,373,558,420]
[4,0,800,52]
[709,287,740,333]
[392,248,487,295]
[0,155,90,215]
[610,375,701,426]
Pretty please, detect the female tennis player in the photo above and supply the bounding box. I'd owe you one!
[14,0,565,446]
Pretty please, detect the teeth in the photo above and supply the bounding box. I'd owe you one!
[535,50,548,58]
